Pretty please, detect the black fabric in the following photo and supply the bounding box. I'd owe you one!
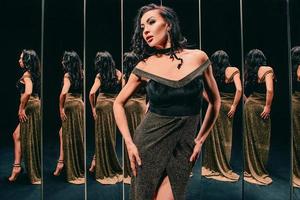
[147,77,204,116]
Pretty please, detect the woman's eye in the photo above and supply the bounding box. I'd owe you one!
[149,20,155,25]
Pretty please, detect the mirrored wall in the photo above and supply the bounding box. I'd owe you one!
[0,0,298,199]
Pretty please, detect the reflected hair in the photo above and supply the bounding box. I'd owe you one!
[123,51,139,82]
[244,49,267,91]
[210,50,230,86]
[22,49,41,91]
[291,46,300,88]
[62,51,83,90]
[94,51,119,91]
[131,3,187,60]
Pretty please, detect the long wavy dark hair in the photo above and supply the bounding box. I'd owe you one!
[131,4,187,62]
[22,49,41,91]
[244,49,267,91]
[94,51,119,92]
[62,51,83,90]
[123,51,139,82]
[210,50,230,86]
[291,46,300,90]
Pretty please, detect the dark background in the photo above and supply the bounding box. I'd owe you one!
[243,0,291,200]
[200,0,243,200]
[43,0,84,199]
[0,0,42,199]
[0,0,295,199]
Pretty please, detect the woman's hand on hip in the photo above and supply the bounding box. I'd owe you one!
[18,109,27,123]
[261,105,271,119]
[60,109,67,121]
[127,142,142,177]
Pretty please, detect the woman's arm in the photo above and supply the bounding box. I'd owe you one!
[89,76,101,120]
[113,73,142,176]
[18,74,33,122]
[260,69,274,119]
[59,74,71,121]
[228,70,242,118]
[190,64,221,162]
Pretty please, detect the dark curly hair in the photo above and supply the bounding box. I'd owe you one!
[291,46,300,91]
[210,50,230,86]
[62,51,83,90]
[131,3,187,63]
[123,51,139,82]
[244,49,267,92]
[21,49,41,92]
[94,51,120,93]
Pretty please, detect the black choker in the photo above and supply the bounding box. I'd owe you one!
[154,47,172,55]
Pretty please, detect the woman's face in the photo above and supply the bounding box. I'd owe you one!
[19,53,24,68]
[140,9,170,49]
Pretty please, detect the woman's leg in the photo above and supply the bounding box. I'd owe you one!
[53,127,64,176]
[89,154,96,173]
[8,124,22,181]
[154,176,174,200]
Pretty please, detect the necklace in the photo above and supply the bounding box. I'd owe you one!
[154,47,183,69]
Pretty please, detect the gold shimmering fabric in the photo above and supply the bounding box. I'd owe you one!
[202,92,239,182]
[20,95,41,183]
[94,93,122,184]
[293,91,300,188]
[62,93,84,182]
[123,95,147,182]
[243,92,272,185]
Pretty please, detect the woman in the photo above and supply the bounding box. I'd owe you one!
[88,51,123,184]
[291,46,300,188]
[243,49,275,185]
[8,49,41,184]
[57,51,85,184]
[123,52,147,184]
[202,50,242,182]
[113,4,220,200]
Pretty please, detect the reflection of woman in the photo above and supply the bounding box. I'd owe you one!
[202,50,242,182]
[57,51,85,184]
[291,46,300,188]
[114,4,220,200]
[243,49,275,185]
[88,51,123,184]
[8,49,41,184]
[123,52,147,184]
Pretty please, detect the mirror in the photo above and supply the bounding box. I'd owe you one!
[242,0,291,199]
[43,0,85,198]
[290,0,300,199]
[86,0,123,199]
[0,0,42,198]
[200,0,243,199]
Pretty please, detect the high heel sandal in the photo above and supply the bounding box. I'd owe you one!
[7,163,23,183]
[53,160,64,176]
[89,156,96,174]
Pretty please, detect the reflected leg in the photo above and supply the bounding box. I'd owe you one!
[53,127,64,176]
[8,124,22,181]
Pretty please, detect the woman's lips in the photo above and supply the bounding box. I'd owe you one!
[146,36,153,43]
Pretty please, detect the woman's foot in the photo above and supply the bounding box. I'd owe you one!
[53,160,64,176]
[89,156,96,173]
[31,180,41,185]
[8,164,22,182]
[69,177,85,185]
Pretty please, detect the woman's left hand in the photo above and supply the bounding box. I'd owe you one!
[18,109,27,122]
[261,105,271,119]
[227,105,236,118]
[189,139,203,162]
